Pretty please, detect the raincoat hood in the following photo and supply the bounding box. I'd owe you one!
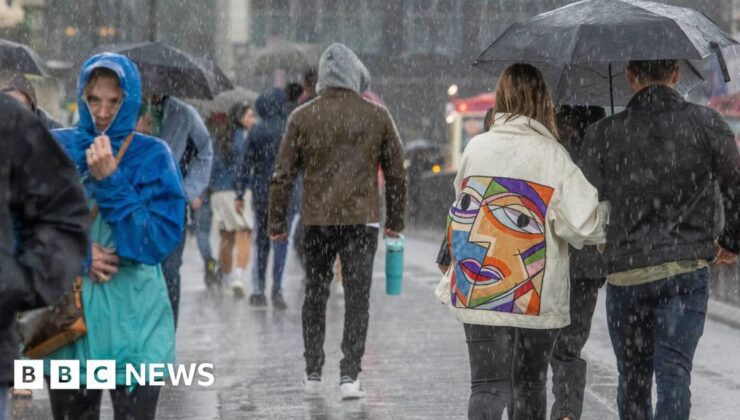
[255,88,286,119]
[317,43,370,94]
[76,53,142,144]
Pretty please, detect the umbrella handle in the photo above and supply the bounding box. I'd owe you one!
[711,42,731,83]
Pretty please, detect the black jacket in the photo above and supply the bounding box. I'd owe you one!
[0,95,88,385]
[580,85,740,274]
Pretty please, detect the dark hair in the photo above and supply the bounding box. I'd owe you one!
[304,69,318,87]
[493,63,557,137]
[228,102,251,128]
[210,102,252,163]
[627,60,679,83]
[286,82,304,102]
[555,105,606,148]
[483,107,495,131]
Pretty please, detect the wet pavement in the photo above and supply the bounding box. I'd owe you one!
[11,230,740,419]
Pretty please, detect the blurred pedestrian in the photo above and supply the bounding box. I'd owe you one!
[0,94,88,420]
[550,105,607,420]
[43,53,186,420]
[141,91,213,325]
[236,88,290,309]
[435,63,608,420]
[209,103,257,296]
[580,59,740,420]
[1,72,63,129]
[268,43,406,399]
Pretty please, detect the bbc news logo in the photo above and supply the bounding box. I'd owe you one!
[14,360,215,390]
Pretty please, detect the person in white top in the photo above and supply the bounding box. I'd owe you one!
[435,63,608,420]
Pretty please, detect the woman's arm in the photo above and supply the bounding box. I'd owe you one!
[91,144,186,265]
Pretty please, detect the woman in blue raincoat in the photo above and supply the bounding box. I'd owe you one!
[43,53,185,420]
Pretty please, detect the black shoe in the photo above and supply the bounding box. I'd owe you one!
[272,293,288,310]
[204,259,219,288]
[249,294,267,307]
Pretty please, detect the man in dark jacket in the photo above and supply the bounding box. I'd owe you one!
[268,43,406,399]
[236,88,289,308]
[0,94,88,419]
[142,94,213,325]
[580,60,739,420]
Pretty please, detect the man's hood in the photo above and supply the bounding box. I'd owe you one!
[317,43,370,94]
[255,88,287,119]
[0,72,37,110]
[76,53,142,143]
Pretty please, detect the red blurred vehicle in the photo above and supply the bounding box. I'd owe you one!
[444,91,496,172]
[709,93,740,151]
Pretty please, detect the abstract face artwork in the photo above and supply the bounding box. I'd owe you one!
[447,176,554,315]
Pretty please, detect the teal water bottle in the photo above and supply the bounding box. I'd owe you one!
[385,234,404,296]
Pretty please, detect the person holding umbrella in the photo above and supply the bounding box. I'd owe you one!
[435,63,608,420]
[141,92,213,325]
[580,60,739,420]
[1,72,62,130]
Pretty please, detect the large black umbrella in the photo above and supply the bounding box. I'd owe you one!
[474,0,738,110]
[0,39,47,76]
[95,42,233,99]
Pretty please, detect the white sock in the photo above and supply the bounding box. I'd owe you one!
[222,271,231,285]
[233,268,244,284]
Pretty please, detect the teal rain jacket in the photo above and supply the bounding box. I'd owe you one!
[44,53,186,385]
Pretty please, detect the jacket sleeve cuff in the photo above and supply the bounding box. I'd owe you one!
[718,232,739,254]
[95,168,126,190]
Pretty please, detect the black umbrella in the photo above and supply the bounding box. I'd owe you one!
[474,0,738,111]
[95,42,233,99]
[0,39,48,76]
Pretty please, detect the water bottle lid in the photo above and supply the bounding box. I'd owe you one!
[385,234,404,251]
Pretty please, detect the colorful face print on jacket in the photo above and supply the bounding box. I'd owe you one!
[447,176,554,315]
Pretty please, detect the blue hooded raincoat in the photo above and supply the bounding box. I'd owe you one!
[43,53,186,385]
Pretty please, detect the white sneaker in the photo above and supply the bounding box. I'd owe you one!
[303,373,322,395]
[232,280,245,298]
[339,376,366,400]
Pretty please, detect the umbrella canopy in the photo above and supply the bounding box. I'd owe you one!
[188,86,258,116]
[95,42,233,99]
[0,39,47,76]
[474,0,738,108]
[247,42,321,75]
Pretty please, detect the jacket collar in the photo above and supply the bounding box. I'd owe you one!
[627,84,684,110]
[489,113,557,140]
[320,87,358,98]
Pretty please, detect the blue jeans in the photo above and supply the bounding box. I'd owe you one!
[606,268,709,420]
[0,386,8,420]
[191,198,213,261]
[251,203,290,296]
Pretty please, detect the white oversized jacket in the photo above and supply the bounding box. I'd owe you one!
[435,113,608,329]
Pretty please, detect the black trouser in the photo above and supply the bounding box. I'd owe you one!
[162,228,186,326]
[48,385,161,420]
[465,323,560,420]
[549,277,605,420]
[302,225,378,380]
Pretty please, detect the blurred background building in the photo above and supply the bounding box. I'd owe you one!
[0,0,733,141]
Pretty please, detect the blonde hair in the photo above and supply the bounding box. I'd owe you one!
[493,63,558,138]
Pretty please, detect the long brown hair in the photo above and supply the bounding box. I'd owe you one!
[493,63,558,138]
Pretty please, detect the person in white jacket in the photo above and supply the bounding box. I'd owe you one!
[435,63,608,420]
